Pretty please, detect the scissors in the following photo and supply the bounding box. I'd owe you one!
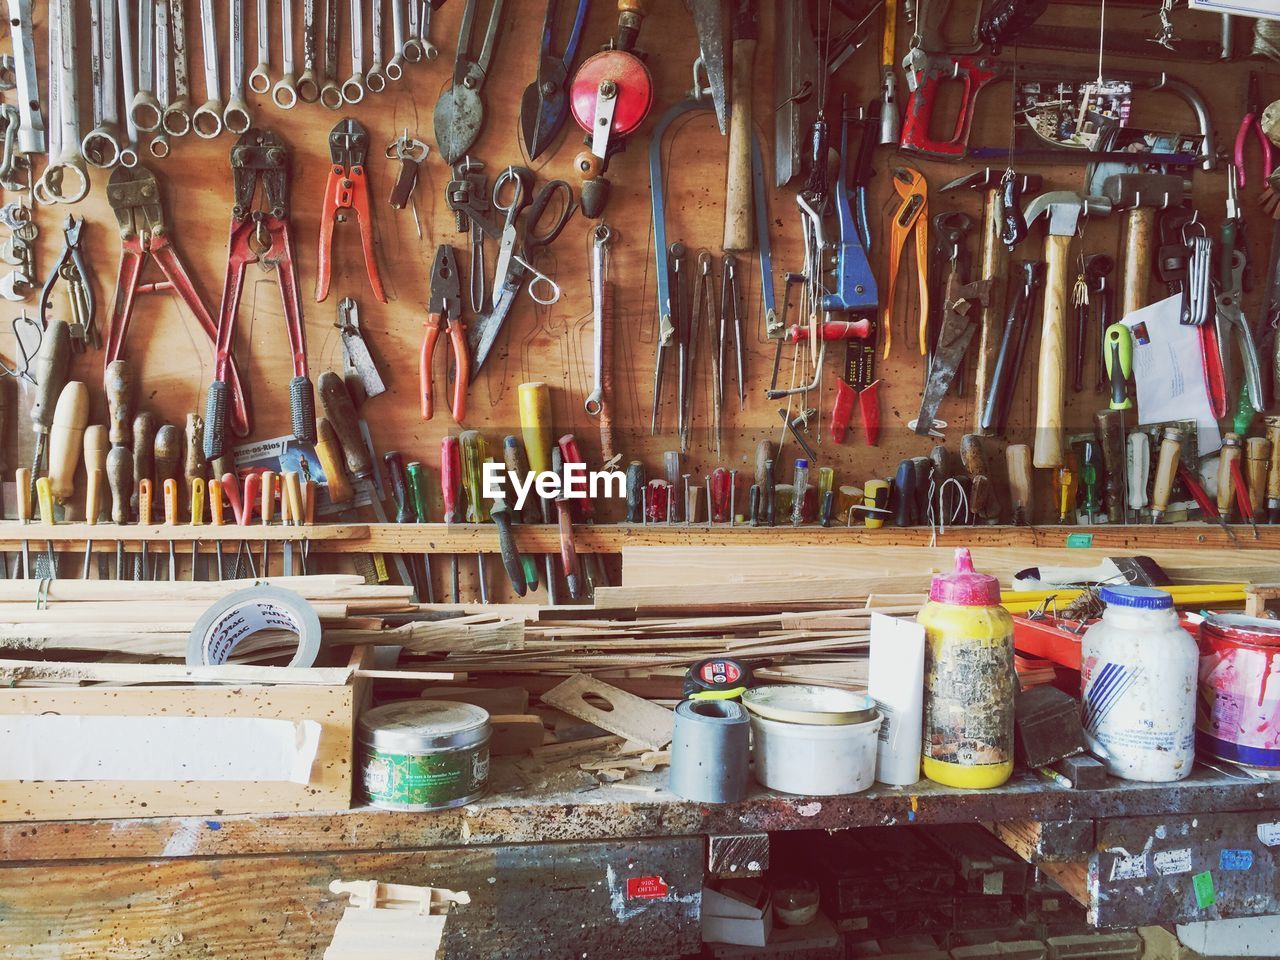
[490,165,575,308]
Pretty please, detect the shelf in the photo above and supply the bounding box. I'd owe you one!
[1,522,1278,553]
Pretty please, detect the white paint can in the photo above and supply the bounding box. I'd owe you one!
[1081,585,1197,782]
[748,709,882,796]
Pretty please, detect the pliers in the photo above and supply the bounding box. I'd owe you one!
[316,118,385,303]
[1235,72,1274,190]
[205,129,312,461]
[884,166,929,360]
[1215,249,1265,414]
[102,166,249,438]
[420,245,469,424]
[39,215,95,351]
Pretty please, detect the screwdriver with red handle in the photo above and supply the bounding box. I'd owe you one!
[1177,463,1240,545]
[557,433,606,595]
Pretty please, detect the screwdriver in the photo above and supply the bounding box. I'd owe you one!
[1218,433,1242,520]
[106,442,132,578]
[501,437,541,592]
[459,430,491,603]
[664,451,683,523]
[892,460,914,527]
[208,477,225,580]
[1080,441,1100,525]
[1055,462,1075,523]
[791,459,809,526]
[190,476,206,579]
[83,462,103,579]
[1228,453,1260,539]
[1006,444,1033,525]
[406,461,436,602]
[863,479,890,528]
[490,496,528,597]
[137,478,154,579]
[625,461,644,523]
[184,414,207,520]
[1094,410,1126,524]
[1127,431,1150,522]
[441,435,463,603]
[316,372,416,595]
[282,470,304,576]
[1149,426,1183,524]
[646,479,670,523]
[1178,461,1239,545]
[1246,436,1270,519]
[710,467,731,523]
[163,478,179,580]
[14,468,30,578]
[81,424,109,578]
[1102,323,1133,411]
[259,470,276,577]
[552,446,581,600]
[518,382,558,604]
[35,476,56,577]
[27,319,72,507]
[154,424,182,527]
[235,471,261,578]
[557,434,607,594]
[1268,418,1280,523]
[754,440,773,525]
[960,435,1002,524]
[384,452,419,597]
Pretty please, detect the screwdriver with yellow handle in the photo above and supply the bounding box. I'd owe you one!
[209,477,226,580]
[518,382,558,604]
[14,468,31,578]
[190,476,206,580]
[35,475,57,577]
[163,477,179,581]
[260,470,277,578]
[137,478,154,579]
[283,470,305,576]
[459,430,491,604]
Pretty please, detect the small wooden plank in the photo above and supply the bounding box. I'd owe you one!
[992,819,1095,864]
[420,687,531,714]
[488,715,547,756]
[540,675,675,750]
[0,659,355,686]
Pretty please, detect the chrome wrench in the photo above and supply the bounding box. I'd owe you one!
[162,0,193,135]
[83,0,122,169]
[131,0,164,131]
[192,0,223,138]
[5,0,45,157]
[248,0,271,93]
[387,0,405,79]
[320,0,342,108]
[296,0,320,102]
[366,0,386,93]
[585,222,612,416]
[403,0,424,61]
[38,0,89,205]
[116,0,142,165]
[415,2,438,60]
[272,0,298,107]
[150,0,172,157]
[340,0,365,103]
[223,0,251,133]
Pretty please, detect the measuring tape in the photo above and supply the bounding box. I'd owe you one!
[682,657,753,700]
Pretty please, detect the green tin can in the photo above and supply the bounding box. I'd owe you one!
[359,700,491,811]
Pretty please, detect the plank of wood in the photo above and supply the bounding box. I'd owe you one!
[419,687,531,714]
[0,575,407,603]
[1038,860,1089,909]
[992,819,1095,864]
[541,675,675,751]
[0,659,355,686]
[488,715,547,756]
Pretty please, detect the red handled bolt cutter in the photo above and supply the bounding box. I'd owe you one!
[316,117,385,303]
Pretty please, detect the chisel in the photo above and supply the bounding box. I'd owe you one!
[500,438,540,593]
[1149,426,1183,525]
[48,382,89,510]
[131,412,157,523]
[517,382,558,604]
[259,470,276,577]
[82,464,102,579]
[208,477,225,580]
[28,319,72,508]
[163,478,179,580]
[1006,444,1033,525]
[406,461,436,602]
[490,496,528,597]
[14,468,30,578]
[106,442,132,578]
[458,431,491,604]
[81,424,108,577]
[551,447,580,600]
[190,476,206,579]
[283,470,305,576]
[35,476,56,577]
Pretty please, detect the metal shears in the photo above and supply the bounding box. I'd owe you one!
[1215,249,1265,413]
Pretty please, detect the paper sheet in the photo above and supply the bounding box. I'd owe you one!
[1121,294,1222,455]
[0,715,321,783]
[869,613,925,787]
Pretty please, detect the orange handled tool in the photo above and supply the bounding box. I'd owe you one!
[421,245,469,423]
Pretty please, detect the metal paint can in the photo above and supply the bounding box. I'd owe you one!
[359,700,491,811]
[1197,614,1280,770]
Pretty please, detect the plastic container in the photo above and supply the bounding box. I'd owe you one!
[1081,585,1197,782]
[1197,614,1280,770]
[918,548,1015,788]
[749,710,882,796]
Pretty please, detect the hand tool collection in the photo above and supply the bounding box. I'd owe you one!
[5,0,1280,606]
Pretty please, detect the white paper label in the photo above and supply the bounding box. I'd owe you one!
[1154,848,1193,876]
[1109,853,1148,881]
[1258,822,1280,847]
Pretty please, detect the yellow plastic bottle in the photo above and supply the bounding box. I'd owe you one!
[918,548,1015,788]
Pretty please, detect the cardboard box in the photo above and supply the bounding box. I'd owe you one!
[705,881,774,947]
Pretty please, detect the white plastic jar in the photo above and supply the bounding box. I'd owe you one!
[1080,585,1197,782]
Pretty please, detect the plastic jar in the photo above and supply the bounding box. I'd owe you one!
[1081,585,1197,782]
[919,548,1016,789]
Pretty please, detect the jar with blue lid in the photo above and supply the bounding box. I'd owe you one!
[1080,585,1197,782]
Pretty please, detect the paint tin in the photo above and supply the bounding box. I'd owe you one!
[359,700,491,811]
[1197,614,1280,770]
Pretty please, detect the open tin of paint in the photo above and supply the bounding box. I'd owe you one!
[1197,614,1280,770]
[359,700,491,810]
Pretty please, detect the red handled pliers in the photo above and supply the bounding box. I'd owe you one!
[316,118,385,303]
[205,129,312,460]
[103,165,250,438]
[1235,72,1274,190]
[420,245,469,423]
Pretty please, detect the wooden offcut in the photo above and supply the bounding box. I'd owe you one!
[541,674,675,750]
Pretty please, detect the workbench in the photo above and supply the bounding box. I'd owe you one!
[5,761,1280,958]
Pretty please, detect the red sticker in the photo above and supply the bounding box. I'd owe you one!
[698,661,741,685]
[626,876,669,900]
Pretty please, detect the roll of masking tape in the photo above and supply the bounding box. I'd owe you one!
[187,585,322,668]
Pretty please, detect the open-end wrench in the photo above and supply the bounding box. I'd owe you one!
[341,0,365,103]
[115,0,141,165]
[387,0,405,79]
[585,222,612,416]
[83,0,122,169]
[44,0,60,167]
[192,0,223,138]
[162,0,193,136]
[296,0,321,102]
[223,0,252,133]
[131,0,164,131]
[415,2,438,60]
[4,0,45,157]
[272,0,298,107]
[321,0,343,108]
[248,0,271,93]
[366,0,386,93]
[150,0,172,157]
[404,0,424,61]
[37,0,89,205]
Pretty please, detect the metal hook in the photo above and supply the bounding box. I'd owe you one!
[0,310,43,383]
